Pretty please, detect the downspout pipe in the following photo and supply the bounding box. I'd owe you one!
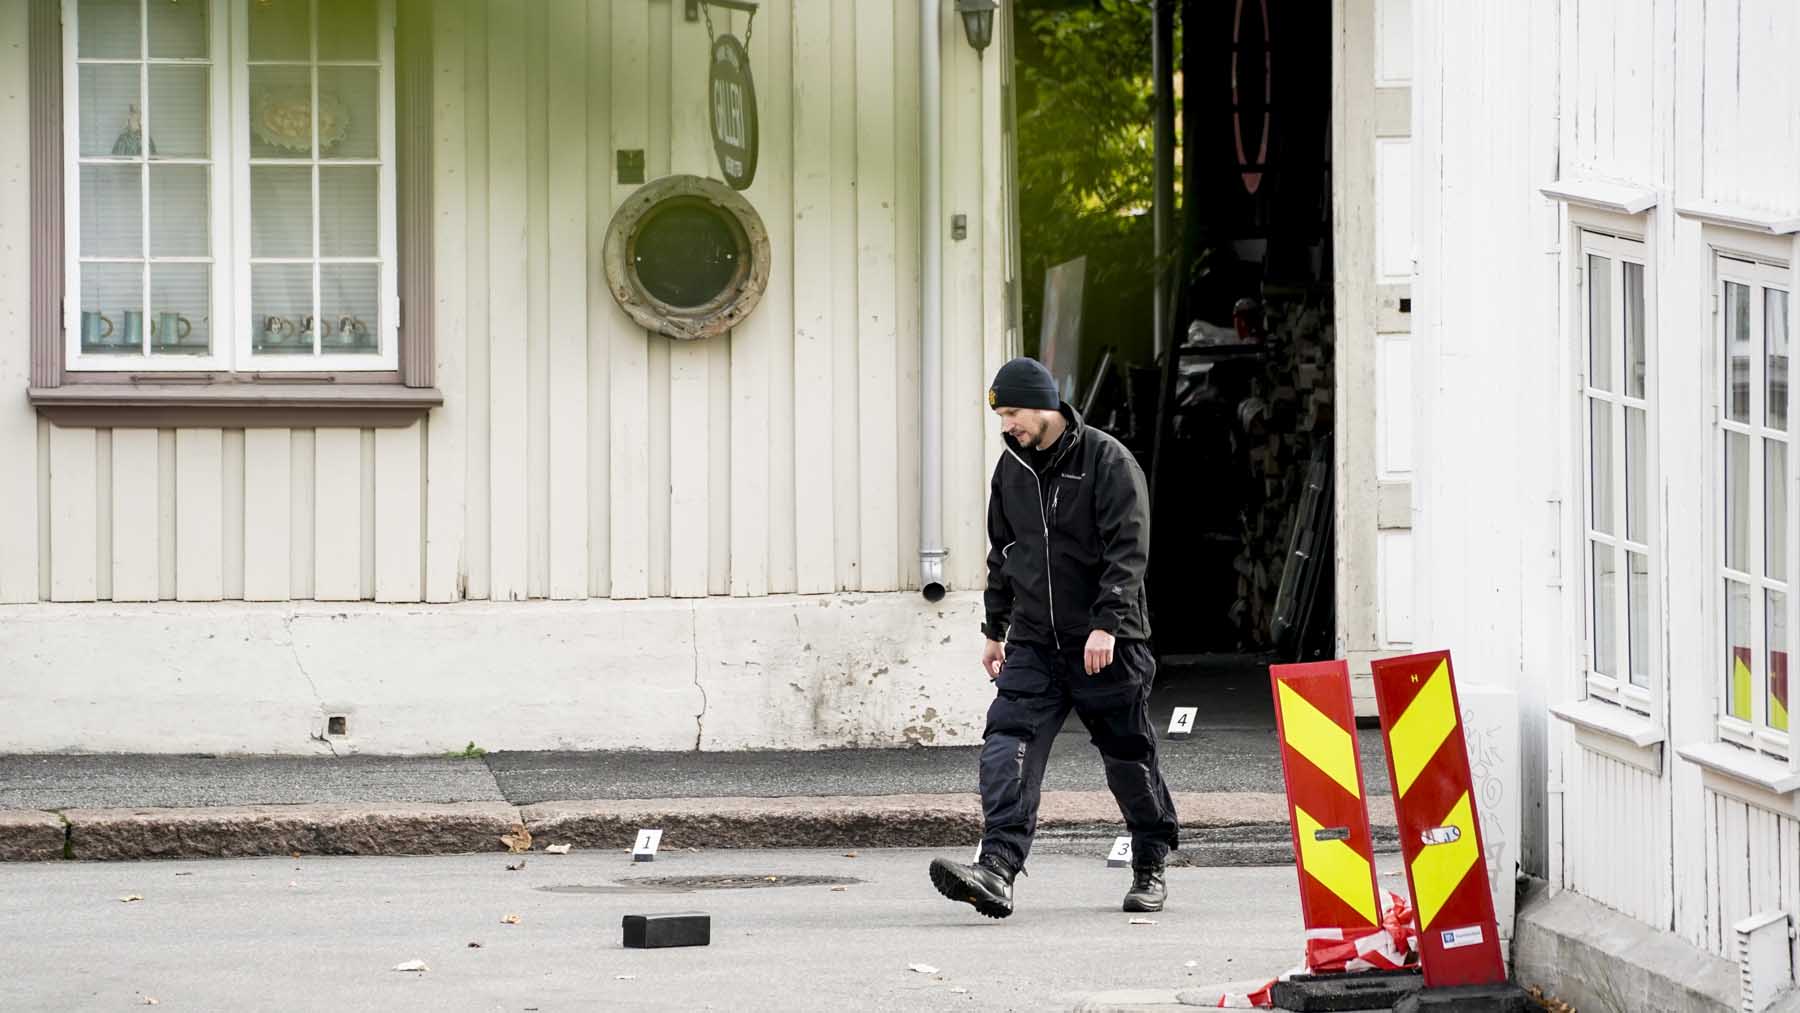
[919,0,947,602]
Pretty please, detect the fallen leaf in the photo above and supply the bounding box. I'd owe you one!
[1128,918,1157,925]
[506,859,527,872]
[764,876,778,882]
[830,886,846,892]
[392,960,429,973]
[119,895,143,903]
[844,852,858,858]
[908,964,938,975]
[501,914,521,925]
[290,851,301,859]
[500,825,533,854]
[467,941,483,949]
[544,844,571,855]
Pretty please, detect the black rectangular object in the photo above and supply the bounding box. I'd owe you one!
[1269,969,1422,1012]
[622,912,711,949]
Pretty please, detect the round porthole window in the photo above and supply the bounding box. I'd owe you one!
[603,174,770,341]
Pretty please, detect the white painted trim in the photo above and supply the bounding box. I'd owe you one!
[1552,696,1667,747]
[1541,179,1660,216]
[1679,740,1800,796]
[1677,202,1800,237]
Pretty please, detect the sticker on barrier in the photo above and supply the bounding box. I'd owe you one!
[1369,650,1507,988]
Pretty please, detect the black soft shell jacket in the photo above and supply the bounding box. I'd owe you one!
[982,404,1152,648]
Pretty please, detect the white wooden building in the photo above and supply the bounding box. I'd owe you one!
[1390,0,1800,999]
[0,0,1016,753]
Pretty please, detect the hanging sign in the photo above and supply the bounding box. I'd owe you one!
[709,33,759,190]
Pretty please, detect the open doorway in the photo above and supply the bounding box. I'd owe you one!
[1012,0,1336,728]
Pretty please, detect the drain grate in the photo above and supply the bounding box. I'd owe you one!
[538,874,860,895]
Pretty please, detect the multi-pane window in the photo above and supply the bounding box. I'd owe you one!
[69,0,224,365]
[1720,257,1793,749]
[1583,233,1654,704]
[64,0,396,372]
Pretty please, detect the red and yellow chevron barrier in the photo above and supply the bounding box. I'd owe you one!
[1370,650,1506,988]
[1270,661,1385,947]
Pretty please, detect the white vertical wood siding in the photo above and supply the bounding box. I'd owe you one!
[1417,0,1800,968]
[1,0,1010,605]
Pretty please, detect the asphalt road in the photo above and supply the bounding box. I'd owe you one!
[0,848,1340,1012]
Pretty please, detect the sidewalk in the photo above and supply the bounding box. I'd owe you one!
[0,724,1396,862]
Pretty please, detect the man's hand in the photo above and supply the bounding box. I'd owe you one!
[1084,629,1116,675]
[982,639,1007,680]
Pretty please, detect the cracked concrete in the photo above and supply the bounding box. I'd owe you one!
[689,604,708,751]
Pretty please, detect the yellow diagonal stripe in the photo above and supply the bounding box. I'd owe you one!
[1277,681,1361,799]
[1295,805,1379,927]
[1410,790,1480,931]
[1732,654,1753,722]
[1388,660,1456,799]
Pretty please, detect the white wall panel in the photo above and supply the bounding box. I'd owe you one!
[1376,0,1412,85]
[1375,137,1414,282]
[1377,529,1413,645]
[1377,333,1414,478]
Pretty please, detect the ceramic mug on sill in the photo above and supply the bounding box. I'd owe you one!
[121,310,145,346]
[152,312,192,347]
[80,311,114,346]
[262,314,297,345]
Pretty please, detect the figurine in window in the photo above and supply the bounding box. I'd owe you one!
[112,104,156,157]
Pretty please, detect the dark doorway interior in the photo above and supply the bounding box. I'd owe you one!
[1013,0,1336,695]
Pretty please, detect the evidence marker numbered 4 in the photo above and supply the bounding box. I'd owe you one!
[1166,707,1197,740]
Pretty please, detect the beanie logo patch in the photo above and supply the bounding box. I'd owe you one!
[987,388,997,407]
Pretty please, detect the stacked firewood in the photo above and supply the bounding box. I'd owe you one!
[1230,297,1335,648]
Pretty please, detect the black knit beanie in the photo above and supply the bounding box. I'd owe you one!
[987,357,1060,410]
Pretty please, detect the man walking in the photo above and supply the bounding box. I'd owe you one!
[929,357,1180,919]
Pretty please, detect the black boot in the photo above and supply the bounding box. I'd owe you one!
[1123,861,1166,913]
[928,853,1016,919]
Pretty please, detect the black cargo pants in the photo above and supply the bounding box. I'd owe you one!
[978,640,1179,871]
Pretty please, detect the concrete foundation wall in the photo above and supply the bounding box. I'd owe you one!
[0,591,988,755]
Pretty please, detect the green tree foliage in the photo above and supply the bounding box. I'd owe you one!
[1015,0,1162,382]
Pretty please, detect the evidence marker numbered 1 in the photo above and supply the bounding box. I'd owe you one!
[632,828,664,863]
[1106,835,1133,868]
[1166,706,1197,740]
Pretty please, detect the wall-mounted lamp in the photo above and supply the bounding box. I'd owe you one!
[955,0,996,56]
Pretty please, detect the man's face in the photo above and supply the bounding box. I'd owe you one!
[995,406,1057,449]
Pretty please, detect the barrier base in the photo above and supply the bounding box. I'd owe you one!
[1391,982,1528,1013]
[1268,969,1422,1011]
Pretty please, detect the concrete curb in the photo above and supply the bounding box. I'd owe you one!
[0,791,1390,862]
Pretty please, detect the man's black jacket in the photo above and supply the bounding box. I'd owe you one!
[982,403,1152,648]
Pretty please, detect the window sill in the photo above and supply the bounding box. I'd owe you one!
[1539,178,1659,215]
[28,383,443,429]
[1676,740,1800,814]
[1551,698,1665,774]
[1675,201,1800,236]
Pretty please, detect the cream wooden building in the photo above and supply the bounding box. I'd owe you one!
[0,0,1016,753]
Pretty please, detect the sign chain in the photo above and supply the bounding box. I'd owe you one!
[698,2,754,47]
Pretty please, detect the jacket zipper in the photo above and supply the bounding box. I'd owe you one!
[1005,446,1060,650]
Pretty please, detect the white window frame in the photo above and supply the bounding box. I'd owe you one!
[1579,229,1659,716]
[233,0,399,372]
[60,0,398,373]
[1713,251,1794,758]
[63,0,234,371]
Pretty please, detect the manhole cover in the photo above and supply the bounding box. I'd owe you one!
[538,874,860,895]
